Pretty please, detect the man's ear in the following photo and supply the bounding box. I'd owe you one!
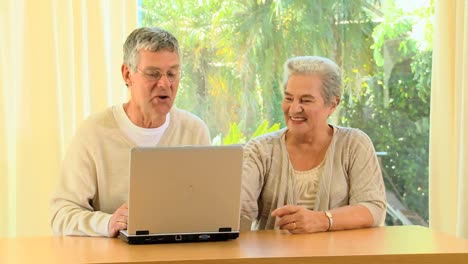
[121,64,132,87]
[334,97,341,107]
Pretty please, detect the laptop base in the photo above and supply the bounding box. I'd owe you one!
[119,231,239,245]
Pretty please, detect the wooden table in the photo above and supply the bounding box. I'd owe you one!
[2,226,468,263]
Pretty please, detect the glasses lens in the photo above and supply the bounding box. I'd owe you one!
[167,71,180,82]
[139,69,180,83]
[151,71,162,81]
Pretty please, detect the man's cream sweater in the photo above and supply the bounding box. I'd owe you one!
[50,106,210,236]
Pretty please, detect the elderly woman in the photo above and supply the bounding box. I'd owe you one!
[241,56,386,233]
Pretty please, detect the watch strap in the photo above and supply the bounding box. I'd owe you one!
[324,211,333,231]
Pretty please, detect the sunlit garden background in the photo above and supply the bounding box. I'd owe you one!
[140,0,434,226]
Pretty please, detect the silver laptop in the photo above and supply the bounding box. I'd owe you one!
[119,145,243,244]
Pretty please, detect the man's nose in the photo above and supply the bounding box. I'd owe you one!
[156,74,171,86]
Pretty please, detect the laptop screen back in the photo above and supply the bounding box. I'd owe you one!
[127,145,243,235]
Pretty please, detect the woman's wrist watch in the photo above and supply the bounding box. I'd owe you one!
[324,211,333,231]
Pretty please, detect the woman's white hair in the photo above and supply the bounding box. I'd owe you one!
[283,56,342,105]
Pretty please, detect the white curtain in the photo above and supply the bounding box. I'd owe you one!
[429,0,468,238]
[0,0,137,237]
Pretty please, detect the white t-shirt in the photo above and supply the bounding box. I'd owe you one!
[112,104,170,146]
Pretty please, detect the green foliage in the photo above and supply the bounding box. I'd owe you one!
[339,0,433,223]
[222,122,246,145]
[212,120,280,145]
[250,120,281,139]
[140,0,377,137]
[140,0,434,224]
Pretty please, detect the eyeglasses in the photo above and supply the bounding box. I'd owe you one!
[135,68,181,83]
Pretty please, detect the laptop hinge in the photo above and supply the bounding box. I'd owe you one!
[218,227,232,232]
[136,230,149,235]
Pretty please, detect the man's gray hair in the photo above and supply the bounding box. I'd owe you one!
[283,56,342,105]
[123,27,180,72]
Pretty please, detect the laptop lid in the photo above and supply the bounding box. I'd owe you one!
[126,145,243,236]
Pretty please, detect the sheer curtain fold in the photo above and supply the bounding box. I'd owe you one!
[454,0,468,239]
[0,0,136,237]
[429,0,468,239]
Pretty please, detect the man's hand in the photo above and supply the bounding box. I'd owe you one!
[271,205,328,234]
[108,203,128,237]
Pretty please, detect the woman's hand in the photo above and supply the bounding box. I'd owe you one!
[271,205,329,234]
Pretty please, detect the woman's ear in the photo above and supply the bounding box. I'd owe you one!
[329,97,340,115]
[121,64,132,87]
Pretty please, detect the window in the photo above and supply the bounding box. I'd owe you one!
[139,0,434,226]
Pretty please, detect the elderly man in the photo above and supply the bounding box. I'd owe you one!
[51,27,210,237]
